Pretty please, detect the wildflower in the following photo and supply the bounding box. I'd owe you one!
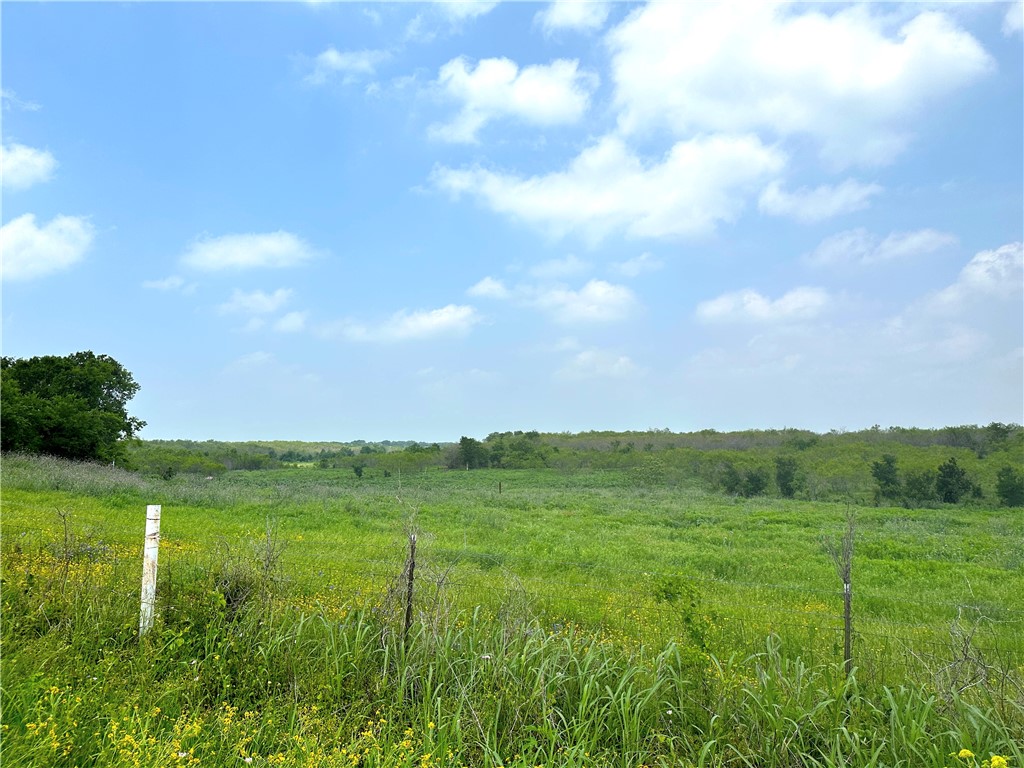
[960,750,976,760]
[990,758,1008,768]
[244,759,253,765]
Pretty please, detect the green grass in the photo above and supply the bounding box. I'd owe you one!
[2,454,1022,767]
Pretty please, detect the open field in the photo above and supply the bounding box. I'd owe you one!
[2,453,1022,767]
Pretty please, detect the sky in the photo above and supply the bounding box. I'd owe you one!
[2,0,1022,443]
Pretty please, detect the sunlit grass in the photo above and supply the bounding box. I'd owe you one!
[2,454,1022,767]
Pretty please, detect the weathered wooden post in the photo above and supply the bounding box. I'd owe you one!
[139,504,161,638]
[403,532,417,643]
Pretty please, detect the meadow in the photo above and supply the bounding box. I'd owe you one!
[1,453,1021,767]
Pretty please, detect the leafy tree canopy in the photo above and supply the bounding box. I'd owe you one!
[1,351,145,464]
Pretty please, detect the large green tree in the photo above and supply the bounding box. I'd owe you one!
[1,351,145,463]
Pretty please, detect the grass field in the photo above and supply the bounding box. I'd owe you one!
[2,454,1021,767]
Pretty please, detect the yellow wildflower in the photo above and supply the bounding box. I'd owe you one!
[990,757,1008,768]
[960,750,975,760]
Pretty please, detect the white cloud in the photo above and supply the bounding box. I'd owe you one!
[143,275,186,291]
[758,179,882,222]
[181,232,317,271]
[696,286,831,324]
[323,304,480,342]
[557,347,641,380]
[226,351,274,370]
[536,0,611,34]
[433,133,784,241]
[436,1,500,22]
[808,228,957,267]
[218,288,293,315]
[533,279,636,324]
[467,276,511,299]
[241,317,267,333]
[612,252,663,278]
[1,213,94,281]
[1,89,41,112]
[429,56,596,143]
[1,143,57,190]
[1004,1,1023,35]
[306,48,390,86]
[927,242,1023,311]
[274,311,308,333]
[607,2,993,167]
[529,254,588,279]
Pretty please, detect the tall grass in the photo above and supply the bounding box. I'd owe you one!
[2,454,1022,766]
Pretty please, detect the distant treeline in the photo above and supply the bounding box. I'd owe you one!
[126,424,1024,506]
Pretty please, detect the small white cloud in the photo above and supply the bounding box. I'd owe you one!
[536,0,610,35]
[557,348,641,380]
[433,133,784,242]
[274,311,308,333]
[324,304,480,342]
[467,276,511,299]
[612,252,663,278]
[436,1,500,22]
[143,275,186,291]
[1,89,41,112]
[1,213,94,281]
[529,254,588,279]
[181,231,317,271]
[218,288,293,315]
[808,228,957,267]
[240,317,267,333]
[696,286,831,324]
[1,143,57,190]
[1004,1,1023,35]
[226,351,274,370]
[305,48,391,86]
[928,242,1023,311]
[534,279,636,324]
[759,179,882,223]
[429,56,597,143]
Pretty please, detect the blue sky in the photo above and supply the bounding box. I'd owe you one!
[2,1,1022,442]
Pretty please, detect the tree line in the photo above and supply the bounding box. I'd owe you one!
[2,351,1021,507]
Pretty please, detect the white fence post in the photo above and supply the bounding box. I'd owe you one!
[139,504,161,637]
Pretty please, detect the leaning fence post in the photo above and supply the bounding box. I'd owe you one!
[403,532,417,643]
[139,504,161,638]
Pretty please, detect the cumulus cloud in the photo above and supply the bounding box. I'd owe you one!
[607,2,993,167]
[142,275,192,292]
[926,242,1023,311]
[218,288,293,315]
[1004,1,1023,36]
[557,348,641,380]
[533,279,636,323]
[696,286,831,324]
[536,0,611,34]
[467,276,511,299]
[433,133,784,242]
[429,56,596,143]
[305,48,390,85]
[274,311,308,333]
[1,143,57,190]
[323,304,480,342]
[436,0,500,22]
[1,213,94,281]
[529,254,588,279]
[612,253,663,278]
[808,228,957,267]
[758,179,883,222]
[181,232,317,271]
